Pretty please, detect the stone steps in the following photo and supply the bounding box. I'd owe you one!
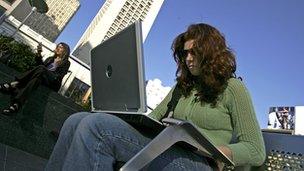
[0,63,86,169]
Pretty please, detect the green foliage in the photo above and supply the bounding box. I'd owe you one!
[0,35,14,45]
[0,35,37,72]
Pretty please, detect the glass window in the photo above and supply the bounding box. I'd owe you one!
[65,78,90,105]
[0,5,6,17]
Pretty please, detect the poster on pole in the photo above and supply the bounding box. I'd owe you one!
[267,106,295,130]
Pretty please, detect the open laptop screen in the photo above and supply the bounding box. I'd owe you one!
[90,20,146,114]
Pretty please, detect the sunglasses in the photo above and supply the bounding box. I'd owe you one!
[178,48,196,60]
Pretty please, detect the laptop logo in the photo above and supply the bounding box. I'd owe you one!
[106,65,112,78]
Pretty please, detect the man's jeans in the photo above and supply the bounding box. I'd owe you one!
[45,112,212,171]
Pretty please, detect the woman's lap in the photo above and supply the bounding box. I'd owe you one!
[48,112,212,170]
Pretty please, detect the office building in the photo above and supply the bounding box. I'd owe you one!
[10,0,80,41]
[72,0,164,65]
[0,0,22,23]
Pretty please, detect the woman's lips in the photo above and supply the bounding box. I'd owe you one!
[188,65,196,69]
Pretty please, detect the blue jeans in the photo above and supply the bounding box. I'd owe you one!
[45,112,212,171]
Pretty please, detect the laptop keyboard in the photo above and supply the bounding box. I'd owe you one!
[265,150,303,171]
[222,149,303,171]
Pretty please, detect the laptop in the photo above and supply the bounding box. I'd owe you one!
[90,20,234,166]
[90,20,165,134]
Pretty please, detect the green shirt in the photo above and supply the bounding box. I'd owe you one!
[148,78,266,166]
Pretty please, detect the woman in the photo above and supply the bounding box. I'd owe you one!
[45,23,265,170]
[0,42,70,115]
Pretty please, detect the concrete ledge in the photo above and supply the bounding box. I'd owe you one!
[0,63,86,159]
[0,143,47,170]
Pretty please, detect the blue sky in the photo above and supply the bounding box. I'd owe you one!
[56,0,304,128]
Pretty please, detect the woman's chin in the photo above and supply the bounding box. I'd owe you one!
[189,70,200,76]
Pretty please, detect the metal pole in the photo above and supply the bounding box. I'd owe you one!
[10,6,37,37]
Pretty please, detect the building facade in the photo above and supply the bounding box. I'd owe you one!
[0,0,15,17]
[10,0,80,42]
[0,0,22,23]
[72,0,164,65]
[0,0,19,16]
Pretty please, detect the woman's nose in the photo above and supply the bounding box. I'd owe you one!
[186,53,193,62]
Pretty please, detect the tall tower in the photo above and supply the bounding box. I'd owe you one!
[10,0,80,42]
[72,0,164,65]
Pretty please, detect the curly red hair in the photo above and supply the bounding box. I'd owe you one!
[172,23,236,106]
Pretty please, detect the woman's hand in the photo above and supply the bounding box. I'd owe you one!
[36,43,43,57]
[216,146,233,171]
